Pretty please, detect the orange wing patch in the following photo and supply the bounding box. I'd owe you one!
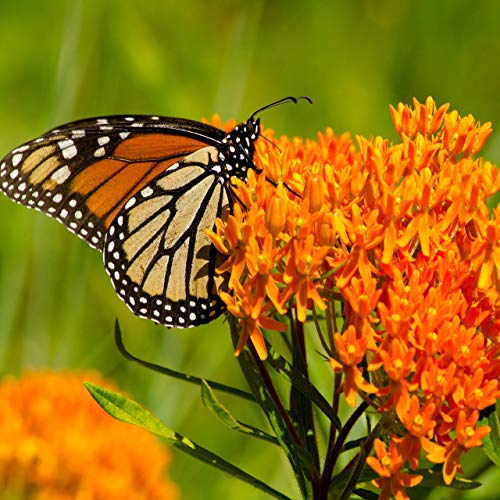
[114,134,209,160]
[71,134,212,228]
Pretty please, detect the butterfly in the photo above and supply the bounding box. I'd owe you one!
[0,96,311,328]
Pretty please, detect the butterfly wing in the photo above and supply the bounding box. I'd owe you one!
[103,146,230,327]
[0,115,225,250]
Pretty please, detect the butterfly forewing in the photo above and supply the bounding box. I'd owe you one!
[0,115,225,250]
[103,146,230,327]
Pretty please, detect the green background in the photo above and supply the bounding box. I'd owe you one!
[0,1,499,498]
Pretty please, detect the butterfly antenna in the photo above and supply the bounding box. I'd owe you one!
[250,95,313,120]
[260,133,281,152]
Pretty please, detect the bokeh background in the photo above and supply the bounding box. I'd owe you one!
[0,1,499,498]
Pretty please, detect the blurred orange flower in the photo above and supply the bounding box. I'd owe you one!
[0,370,178,500]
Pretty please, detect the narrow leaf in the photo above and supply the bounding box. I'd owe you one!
[481,406,500,466]
[412,469,481,490]
[265,340,341,429]
[84,382,292,500]
[201,380,278,445]
[114,319,255,401]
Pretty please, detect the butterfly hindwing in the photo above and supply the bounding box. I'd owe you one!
[103,146,230,327]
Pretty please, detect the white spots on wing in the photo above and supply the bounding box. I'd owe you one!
[97,118,108,124]
[107,241,115,252]
[71,129,85,138]
[9,169,19,179]
[125,117,135,121]
[74,210,83,219]
[119,132,130,139]
[151,116,160,120]
[62,145,78,160]
[69,199,77,208]
[12,153,23,167]
[94,147,106,157]
[52,193,63,203]
[50,165,71,184]
[124,196,136,209]
[131,122,144,127]
[98,136,110,146]
[60,209,68,218]
[58,139,77,159]
[13,144,29,153]
[18,182,26,192]
[141,186,153,198]
[99,126,113,131]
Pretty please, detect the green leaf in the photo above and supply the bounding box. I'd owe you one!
[201,380,278,445]
[84,382,292,500]
[412,468,481,490]
[481,405,500,467]
[265,340,341,429]
[288,320,320,473]
[352,488,379,500]
[114,319,255,401]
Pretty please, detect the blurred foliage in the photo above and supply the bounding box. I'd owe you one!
[0,1,498,498]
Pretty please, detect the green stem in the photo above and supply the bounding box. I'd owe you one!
[290,316,321,488]
[317,401,370,499]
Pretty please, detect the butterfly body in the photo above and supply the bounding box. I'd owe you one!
[1,113,260,327]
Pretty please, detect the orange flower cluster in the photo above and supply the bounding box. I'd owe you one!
[208,97,500,497]
[0,371,178,500]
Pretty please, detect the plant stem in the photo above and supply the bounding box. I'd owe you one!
[317,401,370,499]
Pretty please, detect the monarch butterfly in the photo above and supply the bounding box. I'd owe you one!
[0,96,311,328]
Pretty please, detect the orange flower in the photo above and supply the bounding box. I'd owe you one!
[366,439,423,500]
[207,98,500,493]
[221,280,287,360]
[0,371,178,499]
[329,325,377,407]
[422,410,491,485]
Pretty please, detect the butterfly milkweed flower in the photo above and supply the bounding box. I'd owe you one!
[207,97,500,497]
[0,370,178,499]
